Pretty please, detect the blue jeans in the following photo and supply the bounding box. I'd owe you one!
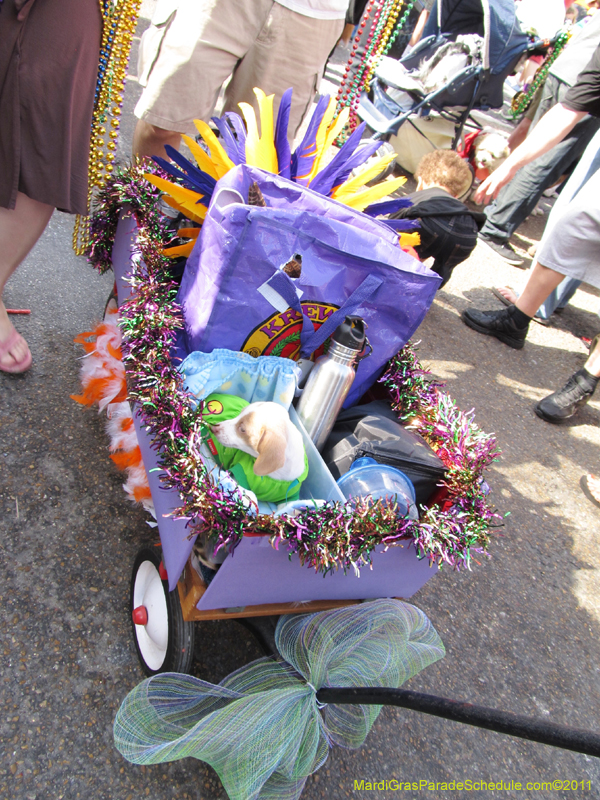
[480,115,600,244]
[481,74,600,244]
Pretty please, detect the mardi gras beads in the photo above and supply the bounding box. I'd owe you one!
[357,0,417,125]
[335,0,416,143]
[73,0,142,255]
[376,0,417,70]
[511,29,570,119]
[336,1,391,114]
[365,0,416,93]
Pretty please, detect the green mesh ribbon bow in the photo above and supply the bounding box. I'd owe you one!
[114,600,444,800]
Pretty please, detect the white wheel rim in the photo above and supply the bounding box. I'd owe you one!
[132,560,169,671]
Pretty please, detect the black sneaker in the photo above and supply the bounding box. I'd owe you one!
[478,234,525,267]
[461,306,529,349]
[535,370,597,423]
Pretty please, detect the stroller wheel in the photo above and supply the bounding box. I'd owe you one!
[130,546,195,676]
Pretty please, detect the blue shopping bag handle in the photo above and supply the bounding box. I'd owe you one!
[267,270,383,359]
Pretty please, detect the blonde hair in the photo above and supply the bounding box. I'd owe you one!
[415,149,472,198]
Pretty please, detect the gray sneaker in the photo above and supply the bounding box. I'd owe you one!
[535,370,597,423]
[478,234,525,267]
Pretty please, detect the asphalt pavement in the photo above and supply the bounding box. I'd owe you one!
[1,7,600,800]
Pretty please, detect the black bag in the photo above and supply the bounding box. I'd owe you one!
[391,189,486,287]
[322,401,447,505]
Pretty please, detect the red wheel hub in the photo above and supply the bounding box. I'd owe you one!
[132,605,148,626]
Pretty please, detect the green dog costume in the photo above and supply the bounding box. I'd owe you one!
[201,393,308,504]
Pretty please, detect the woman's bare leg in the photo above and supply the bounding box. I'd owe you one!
[0,192,54,369]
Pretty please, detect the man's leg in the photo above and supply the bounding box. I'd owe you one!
[461,259,565,349]
[132,121,181,160]
[462,181,598,348]
[465,131,600,348]
[0,193,54,370]
[513,261,566,318]
[537,276,581,320]
[133,0,272,157]
[495,127,600,318]
[534,128,600,317]
[224,3,344,139]
[479,115,600,247]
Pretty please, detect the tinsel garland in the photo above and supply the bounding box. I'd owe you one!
[88,157,167,273]
[86,162,501,574]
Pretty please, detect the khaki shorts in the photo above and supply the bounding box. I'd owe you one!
[135,0,343,138]
[538,161,600,288]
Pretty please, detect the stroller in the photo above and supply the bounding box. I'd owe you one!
[357,0,550,169]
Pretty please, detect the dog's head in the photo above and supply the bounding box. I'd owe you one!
[209,402,289,477]
[472,131,510,172]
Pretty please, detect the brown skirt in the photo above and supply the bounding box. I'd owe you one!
[0,0,102,213]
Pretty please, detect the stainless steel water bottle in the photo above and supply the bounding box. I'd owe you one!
[296,316,368,451]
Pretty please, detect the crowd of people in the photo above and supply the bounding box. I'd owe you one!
[1,0,600,499]
[460,0,600,503]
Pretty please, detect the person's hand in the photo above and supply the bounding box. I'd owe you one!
[473,105,583,204]
[473,159,516,204]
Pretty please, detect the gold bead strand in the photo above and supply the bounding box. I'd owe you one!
[73,0,142,255]
[364,0,403,94]
[74,0,115,251]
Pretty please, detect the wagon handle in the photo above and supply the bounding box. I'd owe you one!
[316,686,600,758]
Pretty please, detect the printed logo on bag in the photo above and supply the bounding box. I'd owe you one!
[205,399,224,415]
[242,301,339,360]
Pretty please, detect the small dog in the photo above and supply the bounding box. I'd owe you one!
[210,401,306,482]
[471,131,510,175]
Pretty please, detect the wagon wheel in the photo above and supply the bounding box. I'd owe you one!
[130,546,195,676]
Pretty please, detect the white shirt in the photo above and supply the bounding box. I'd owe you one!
[274,0,349,20]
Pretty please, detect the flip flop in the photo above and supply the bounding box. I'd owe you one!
[491,286,517,306]
[582,473,600,507]
[0,327,32,374]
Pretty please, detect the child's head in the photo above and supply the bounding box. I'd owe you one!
[415,149,472,198]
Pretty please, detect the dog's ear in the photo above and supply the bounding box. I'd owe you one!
[253,426,287,476]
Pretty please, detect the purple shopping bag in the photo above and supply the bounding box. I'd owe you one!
[178,165,440,406]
